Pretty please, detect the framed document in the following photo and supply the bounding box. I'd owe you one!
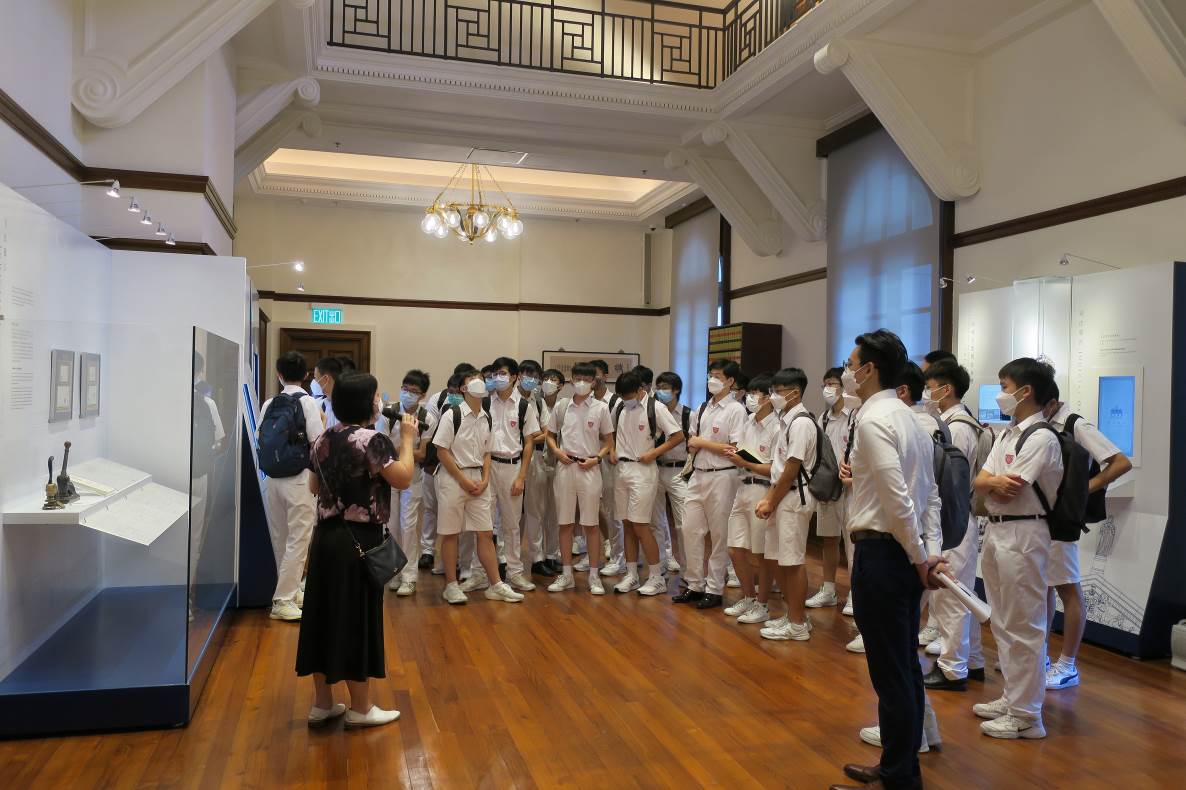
[80,352,101,418]
[541,350,641,384]
[49,349,75,423]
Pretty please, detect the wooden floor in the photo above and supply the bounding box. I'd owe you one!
[4,549,1185,789]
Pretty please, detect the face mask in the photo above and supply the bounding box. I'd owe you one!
[446,392,463,406]
[843,393,862,410]
[399,390,421,411]
[494,374,512,392]
[745,393,761,413]
[484,378,498,393]
[310,378,324,399]
[769,393,787,412]
[922,387,943,415]
[541,380,560,397]
[623,398,640,410]
[996,388,1021,417]
[707,377,726,396]
[573,381,593,396]
[520,377,538,392]
[466,379,489,398]
[841,366,860,396]
[822,386,839,407]
[655,389,674,404]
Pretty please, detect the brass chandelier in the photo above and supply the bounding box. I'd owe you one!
[420,163,524,244]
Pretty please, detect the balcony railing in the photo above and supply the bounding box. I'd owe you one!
[329,0,823,89]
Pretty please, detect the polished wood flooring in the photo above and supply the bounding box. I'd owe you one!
[3,549,1185,789]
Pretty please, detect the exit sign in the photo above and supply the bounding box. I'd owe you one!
[311,308,343,324]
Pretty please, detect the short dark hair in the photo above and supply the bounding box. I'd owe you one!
[520,359,542,378]
[895,361,925,403]
[543,367,566,385]
[315,356,344,380]
[747,372,773,394]
[572,362,597,379]
[823,366,844,383]
[589,359,609,375]
[656,371,683,396]
[615,370,643,396]
[633,364,654,386]
[1050,382,1060,402]
[481,364,495,376]
[855,329,908,389]
[446,373,466,391]
[998,357,1057,406]
[924,349,957,366]
[708,358,742,381]
[772,367,808,394]
[492,356,519,376]
[337,356,357,373]
[276,351,308,383]
[925,359,970,399]
[331,372,378,425]
[402,369,430,394]
[453,362,474,375]
[734,369,751,391]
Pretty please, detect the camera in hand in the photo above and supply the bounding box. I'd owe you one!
[381,402,429,435]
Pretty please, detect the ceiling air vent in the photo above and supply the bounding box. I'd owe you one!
[466,147,529,166]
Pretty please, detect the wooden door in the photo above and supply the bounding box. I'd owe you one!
[275,328,371,399]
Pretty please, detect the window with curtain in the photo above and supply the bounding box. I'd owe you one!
[826,129,940,367]
[669,209,720,407]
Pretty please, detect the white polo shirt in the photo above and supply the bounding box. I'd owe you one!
[613,393,682,461]
[488,389,541,458]
[432,401,491,469]
[1049,404,1121,465]
[819,406,852,463]
[771,403,818,493]
[982,411,1064,517]
[737,409,782,481]
[689,396,746,470]
[659,403,691,463]
[547,395,613,458]
[940,404,979,468]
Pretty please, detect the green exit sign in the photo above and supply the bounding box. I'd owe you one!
[311,308,343,324]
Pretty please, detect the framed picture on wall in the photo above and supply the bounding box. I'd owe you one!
[49,349,75,423]
[541,350,641,383]
[80,352,101,418]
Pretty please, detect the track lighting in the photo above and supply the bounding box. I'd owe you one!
[106,180,120,198]
[140,212,153,226]
[128,197,141,213]
[966,275,976,284]
[165,234,176,246]
[1060,252,1119,271]
[938,277,952,289]
[154,222,167,237]
[297,281,306,293]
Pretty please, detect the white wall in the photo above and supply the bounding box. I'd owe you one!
[0,0,81,159]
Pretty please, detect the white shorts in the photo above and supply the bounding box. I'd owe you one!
[727,482,769,554]
[1048,539,1081,586]
[434,468,493,536]
[815,490,849,538]
[614,461,658,523]
[776,497,813,567]
[555,461,603,527]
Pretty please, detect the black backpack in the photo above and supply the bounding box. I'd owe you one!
[1015,422,1092,542]
[258,393,309,478]
[927,415,972,551]
[787,411,842,505]
[422,402,492,472]
[613,396,660,447]
[1065,414,1108,523]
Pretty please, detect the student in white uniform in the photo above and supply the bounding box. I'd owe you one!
[420,362,475,571]
[545,362,615,594]
[624,364,672,570]
[460,357,541,595]
[385,370,436,597]
[609,370,685,596]
[806,367,854,613]
[525,368,565,576]
[590,359,625,577]
[921,359,988,690]
[433,369,524,606]
[674,359,746,609]
[754,368,818,640]
[653,372,691,574]
[1041,384,1131,690]
[517,360,554,577]
[313,357,344,430]
[972,357,1063,739]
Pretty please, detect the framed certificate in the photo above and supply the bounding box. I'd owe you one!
[541,350,641,383]
[49,349,75,423]
[80,352,101,418]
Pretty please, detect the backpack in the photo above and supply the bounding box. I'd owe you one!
[422,402,492,472]
[612,396,660,448]
[1015,422,1092,542]
[946,411,994,517]
[1065,414,1108,523]
[788,412,843,505]
[258,392,309,478]
[927,415,972,550]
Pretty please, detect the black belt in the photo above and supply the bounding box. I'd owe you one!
[492,455,521,465]
[988,514,1044,523]
[618,458,637,463]
[569,456,590,463]
[740,477,770,487]
[695,466,734,473]
[459,466,482,471]
[658,461,685,468]
[850,530,897,543]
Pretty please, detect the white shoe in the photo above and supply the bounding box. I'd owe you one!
[664,557,682,574]
[599,559,626,577]
[344,706,401,729]
[442,582,468,605]
[1046,662,1081,690]
[588,577,606,595]
[980,714,1046,739]
[431,564,445,576]
[394,581,416,597]
[294,588,305,608]
[269,600,302,621]
[761,617,810,641]
[842,596,854,616]
[846,634,865,653]
[805,588,838,608]
[972,696,1009,720]
[460,569,489,592]
[737,602,771,624]
[726,567,741,588]
[614,576,640,594]
[308,703,347,727]
[485,582,525,603]
[548,574,575,593]
[573,556,590,573]
[603,539,612,560]
[506,573,536,592]
[724,596,756,617]
[638,576,667,596]
[858,725,930,753]
[760,620,792,640]
[764,615,789,630]
[918,625,940,646]
[925,638,943,656]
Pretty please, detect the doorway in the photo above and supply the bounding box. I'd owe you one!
[275,328,371,399]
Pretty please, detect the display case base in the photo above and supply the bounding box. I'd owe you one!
[0,584,234,738]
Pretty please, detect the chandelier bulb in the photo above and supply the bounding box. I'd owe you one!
[445,209,461,228]
[473,210,490,229]
[421,212,441,234]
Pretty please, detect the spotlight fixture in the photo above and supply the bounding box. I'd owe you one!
[106,180,120,198]
[293,260,305,272]
[154,222,167,237]
[165,234,176,246]
[1060,252,1119,271]
[938,276,952,289]
[966,275,977,284]
[1059,255,1070,267]
[128,197,142,213]
[140,212,153,226]
[297,281,306,293]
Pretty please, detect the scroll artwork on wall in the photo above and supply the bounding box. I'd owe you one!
[48,349,74,423]
[80,352,101,418]
[541,350,640,383]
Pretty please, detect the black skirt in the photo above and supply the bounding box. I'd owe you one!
[295,517,386,684]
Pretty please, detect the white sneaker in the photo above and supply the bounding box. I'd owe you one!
[294,588,305,608]
[506,572,536,592]
[858,725,930,753]
[726,567,741,588]
[1046,662,1081,690]
[394,581,416,597]
[918,625,940,646]
[664,557,682,574]
[762,617,811,641]
[602,539,612,560]
[485,581,525,603]
[980,714,1046,739]
[548,574,575,593]
[442,582,468,605]
[638,576,667,596]
[589,576,606,595]
[846,634,865,653]
[724,596,756,617]
[925,638,943,656]
[573,556,590,572]
[805,588,838,608]
[460,569,489,592]
[599,559,625,577]
[269,600,302,621]
[738,602,771,624]
[764,615,789,630]
[614,576,640,594]
[842,596,854,616]
[972,696,1009,720]
[344,706,401,729]
[760,620,793,640]
[308,702,347,727]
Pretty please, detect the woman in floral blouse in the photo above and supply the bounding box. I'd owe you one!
[297,372,417,729]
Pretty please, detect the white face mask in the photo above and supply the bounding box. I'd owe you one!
[573,381,593,396]
[493,374,512,392]
[745,393,761,413]
[922,387,944,415]
[706,377,726,396]
[769,393,787,412]
[843,393,862,410]
[996,388,1021,417]
[841,366,861,396]
[541,380,560,396]
[822,386,840,407]
[465,378,488,397]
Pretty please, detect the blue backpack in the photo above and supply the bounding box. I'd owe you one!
[258,393,310,478]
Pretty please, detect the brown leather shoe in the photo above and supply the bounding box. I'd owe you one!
[843,764,882,783]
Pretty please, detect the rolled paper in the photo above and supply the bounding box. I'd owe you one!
[938,572,992,624]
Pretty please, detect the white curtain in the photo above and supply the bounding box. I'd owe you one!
[669,209,719,407]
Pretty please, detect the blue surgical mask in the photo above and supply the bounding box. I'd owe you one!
[494,374,512,392]
[310,378,324,399]
[623,398,641,410]
[399,390,421,411]
[520,377,539,392]
[655,390,674,404]
[446,392,463,406]
[484,378,498,393]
